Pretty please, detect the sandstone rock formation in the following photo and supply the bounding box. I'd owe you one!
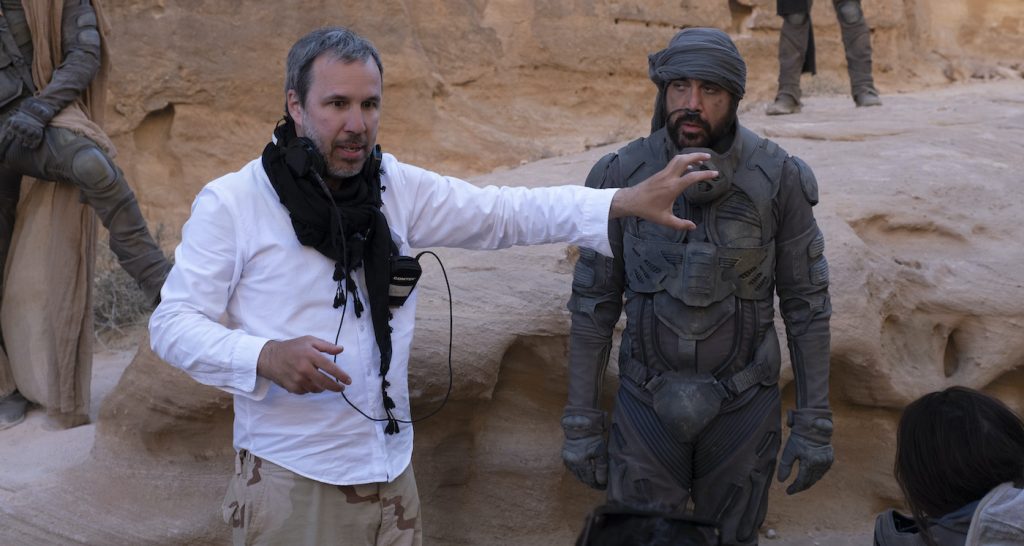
[2,1,1023,544]
[100,0,1024,238]
[5,80,1024,545]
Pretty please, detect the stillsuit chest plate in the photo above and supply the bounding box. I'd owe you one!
[615,126,786,376]
[620,127,781,309]
[0,0,34,113]
[0,0,32,66]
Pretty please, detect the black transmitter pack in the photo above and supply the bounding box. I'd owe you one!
[388,255,422,307]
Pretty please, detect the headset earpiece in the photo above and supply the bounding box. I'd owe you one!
[284,136,327,180]
[363,144,382,179]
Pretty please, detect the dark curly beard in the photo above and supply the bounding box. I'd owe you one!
[667,107,737,151]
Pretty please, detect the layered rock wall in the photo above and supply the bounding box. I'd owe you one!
[2,2,1023,544]
[100,0,1023,241]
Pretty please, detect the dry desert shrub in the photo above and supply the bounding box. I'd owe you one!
[92,225,170,344]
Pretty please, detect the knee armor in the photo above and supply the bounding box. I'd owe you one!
[784,12,808,25]
[70,145,116,191]
[835,0,864,24]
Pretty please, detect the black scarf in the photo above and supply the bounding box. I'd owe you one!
[262,119,402,433]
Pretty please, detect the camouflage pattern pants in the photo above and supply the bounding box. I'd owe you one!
[223,450,422,546]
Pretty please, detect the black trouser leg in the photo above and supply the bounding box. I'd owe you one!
[833,0,877,97]
[0,126,170,304]
[777,11,812,101]
[0,165,20,397]
[691,386,781,545]
[608,381,782,545]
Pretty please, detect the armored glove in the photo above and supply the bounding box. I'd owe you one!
[561,406,608,490]
[1,97,57,150]
[776,408,833,495]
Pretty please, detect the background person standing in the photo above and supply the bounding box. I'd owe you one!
[767,0,882,115]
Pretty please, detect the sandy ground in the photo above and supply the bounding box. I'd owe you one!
[0,344,135,506]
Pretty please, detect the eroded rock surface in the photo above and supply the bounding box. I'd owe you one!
[2,1,1023,544]
[99,0,1024,239]
[4,80,1023,545]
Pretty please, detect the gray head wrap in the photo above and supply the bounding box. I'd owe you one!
[648,27,747,132]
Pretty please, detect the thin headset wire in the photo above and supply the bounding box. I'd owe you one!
[311,170,454,426]
[335,251,453,425]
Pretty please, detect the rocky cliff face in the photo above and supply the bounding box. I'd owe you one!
[101,0,1023,238]
[2,1,1023,544]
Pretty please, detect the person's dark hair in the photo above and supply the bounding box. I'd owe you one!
[284,26,383,109]
[894,386,1024,545]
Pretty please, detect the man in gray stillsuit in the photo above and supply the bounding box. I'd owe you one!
[0,0,170,427]
[767,0,881,115]
[562,28,833,545]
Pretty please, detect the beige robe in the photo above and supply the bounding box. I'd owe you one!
[0,0,113,427]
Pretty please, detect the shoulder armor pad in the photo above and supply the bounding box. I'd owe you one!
[619,129,677,188]
[790,155,819,205]
[744,130,787,186]
[617,136,651,182]
[734,128,784,203]
[585,153,617,189]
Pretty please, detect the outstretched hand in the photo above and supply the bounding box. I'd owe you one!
[257,336,352,394]
[608,152,717,230]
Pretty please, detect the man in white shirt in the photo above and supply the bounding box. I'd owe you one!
[149,26,718,546]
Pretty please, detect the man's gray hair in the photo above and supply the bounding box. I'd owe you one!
[285,27,383,108]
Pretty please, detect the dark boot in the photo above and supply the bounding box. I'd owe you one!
[854,90,882,107]
[767,94,802,115]
[0,390,28,430]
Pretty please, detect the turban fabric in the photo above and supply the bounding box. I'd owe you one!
[648,28,747,132]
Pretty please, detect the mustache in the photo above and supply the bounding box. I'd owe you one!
[334,137,367,148]
[667,109,710,133]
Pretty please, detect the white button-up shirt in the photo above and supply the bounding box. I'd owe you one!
[149,153,616,485]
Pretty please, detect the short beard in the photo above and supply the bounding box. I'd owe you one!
[301,109,366,179]
[666,102,738,151]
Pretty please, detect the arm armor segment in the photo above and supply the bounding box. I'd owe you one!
[791,155,819,205]
[776,222,831,410]
[34,0,102,116]
[566,153,626,409]
[776,157,830,411]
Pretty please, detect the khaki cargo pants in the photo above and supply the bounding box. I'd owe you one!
[223,450,422,546]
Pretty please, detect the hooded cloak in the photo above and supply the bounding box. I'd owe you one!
[0,0,113,427]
